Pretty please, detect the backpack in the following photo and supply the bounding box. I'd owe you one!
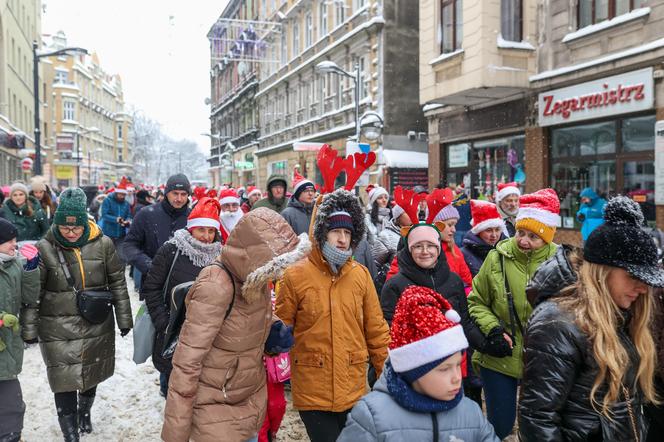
[161,261,235,359]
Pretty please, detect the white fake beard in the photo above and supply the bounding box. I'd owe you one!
[220,210,244,233]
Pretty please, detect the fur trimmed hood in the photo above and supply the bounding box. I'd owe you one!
[313,189,365,249]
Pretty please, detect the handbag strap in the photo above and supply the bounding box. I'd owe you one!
[622,384,640,442]
[211,261,235,320]
[499,256,525,338]
[56,248,79,294]
[162,249,181,302]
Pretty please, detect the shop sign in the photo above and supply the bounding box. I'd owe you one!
[55,165,75,180]
[655,121,664,205]
[448,144,469,168]
[56,135,75,151]
[390,168,429,190]
[538,68,654,127]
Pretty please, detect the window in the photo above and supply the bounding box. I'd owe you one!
[501,0,522,42]
[55,70,68,83]
[268,160,287,177]
[292,22,300,56]
[63,101,76,121]
[335,2,345,26]
[354,0,367,10]
[305,13,313,47]
[280,31,287,64]
[441,0,462,54]
[118,124,123,139]
[319,1,328,38]
[578,0,647,28]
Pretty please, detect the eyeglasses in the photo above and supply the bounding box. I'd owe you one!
[411,243,439,253]
[58,226,84,234]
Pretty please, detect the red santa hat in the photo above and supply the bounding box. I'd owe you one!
[367,184,389,206]
[219,188,241,206]
[388,286,468,380]
[193,186,207,201]
[115,177,129,194]
[246,186,262,199]
[496,182,521,203]
[187,197,221,231]
[207,188,218,199]
[515,188,561,244]
[470,200,508,236]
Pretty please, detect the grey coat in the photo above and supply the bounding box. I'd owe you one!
[280,198,313,235]
[338,373,499,442]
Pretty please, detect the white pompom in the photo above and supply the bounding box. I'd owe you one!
[445,309,461,323]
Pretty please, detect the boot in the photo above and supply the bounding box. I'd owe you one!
[57,413,79,442]
[0,432,21,442]
[77,394,95,434]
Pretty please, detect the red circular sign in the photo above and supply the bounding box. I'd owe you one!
[21,158,33,171]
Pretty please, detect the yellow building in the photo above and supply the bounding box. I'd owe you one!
[42,31,132,189]
[0,0,42,184]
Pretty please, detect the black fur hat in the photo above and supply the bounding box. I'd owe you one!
[313,189,365,248]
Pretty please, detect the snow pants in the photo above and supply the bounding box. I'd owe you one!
[258,381,286,442]
[0,379,24,441]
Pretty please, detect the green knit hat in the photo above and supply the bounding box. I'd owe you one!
[54,188,88,226]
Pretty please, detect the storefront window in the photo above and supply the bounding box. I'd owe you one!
[622,115,656,152]
[623,160,655,225]
[551,121,616,157]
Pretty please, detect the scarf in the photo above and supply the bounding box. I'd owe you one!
[220,210,244,234]
[0,252,16,263]
[161,198,189,218]
[384,360,464,413]
[167,229,221,267]
[52,224,90,249]
[322,241,353,274]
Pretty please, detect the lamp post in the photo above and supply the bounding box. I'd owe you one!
[316,60,361,141]
[32,41,88,176]
[75,126,100,186]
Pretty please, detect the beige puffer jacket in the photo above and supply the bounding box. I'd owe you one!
[162,208,311,442]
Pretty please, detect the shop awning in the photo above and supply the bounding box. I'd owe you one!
[380,149,428,169]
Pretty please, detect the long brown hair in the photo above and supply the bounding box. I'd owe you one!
[31,189,55,217]
[556,262,658,417]
[12,191,33,217]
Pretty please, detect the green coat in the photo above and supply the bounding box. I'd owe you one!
[468,237,557,379]
[0,197,49,242]
[28,222,133,393]
[0,257,40,380]
[252,174,288,213]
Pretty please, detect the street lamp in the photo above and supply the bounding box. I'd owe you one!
[316,60,361,141]
[75,126,100,186]
[359,111,384,141]
[32,41,88,176]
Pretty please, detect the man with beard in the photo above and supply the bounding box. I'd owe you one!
[100,177,132,255]
[281,172,315,235]
[218,188,244,243]
[122,174,191,292]
[495,182,520,237]
[252,174,288,213]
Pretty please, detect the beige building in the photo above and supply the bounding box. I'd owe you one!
[0,0,41,184]
[42,31,133,189]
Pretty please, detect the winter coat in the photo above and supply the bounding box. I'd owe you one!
[371,219,401,267]
[380,247,484,351]
[141,230,220,374]
[461,230,507,277]
[525,244,579,308]
[453,194,472,246]
[0,198,49,242]
[338,369,499,442]
[520,300,648,441]
[0,256,40,380]
[280,198,313,235]
[100,192,132,239]
[445,242,473,286]
[162,208,309,442]
[252,174,288,213]
[468,237,557,379]
[122,199,190,276]
[354,238,377,280]
[365,210,390,247]
[577,187,607,241]
[276,244,390,412]
[28,222,133,393]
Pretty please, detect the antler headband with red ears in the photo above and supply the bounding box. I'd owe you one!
[425,188,455,224]
[393,185,426,225]
[316,144,376,194]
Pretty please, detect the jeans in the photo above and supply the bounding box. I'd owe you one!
[159,371,170,397]
[480,366,518,439]
[133,267,142,291]
[299,410,350,442]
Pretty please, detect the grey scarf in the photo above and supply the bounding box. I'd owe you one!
[167,229,222,267]
[322,242,353,274]
[0,252,16,263]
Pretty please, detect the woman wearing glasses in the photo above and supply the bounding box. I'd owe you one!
[26,188,133,442]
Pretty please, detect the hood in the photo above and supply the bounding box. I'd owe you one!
[580,187,599,201]
[220,207,311,303]
[312,189,365,249]
[462,230,497,251]
[266,174,288,190]
[526,244,580,307]
[396,242,451,288]
[495,236,556,264]
[373,369,389,394]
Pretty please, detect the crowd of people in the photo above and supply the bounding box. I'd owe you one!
[1,168,663,442]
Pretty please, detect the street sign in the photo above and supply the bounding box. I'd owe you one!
[293,142,325,151]
[21,158,33,171]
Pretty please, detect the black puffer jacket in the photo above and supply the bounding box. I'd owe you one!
[525,244,579,307]
[380,246,485,350]
[519,259,649,441]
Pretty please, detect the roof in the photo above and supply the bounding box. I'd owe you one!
[380,149,428,169]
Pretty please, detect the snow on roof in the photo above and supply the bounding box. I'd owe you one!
[562,8,650,43]
[381,149,428,169]
[422,103,444,112]
[497,34,535,51]
[530,37,664,82]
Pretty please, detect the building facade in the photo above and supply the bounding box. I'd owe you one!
[42,31,133,189]
[422,0,664,244]
[0,0,41,184]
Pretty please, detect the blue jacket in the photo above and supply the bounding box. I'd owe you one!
[576,188,606,241]
[338,370,499,442]
[100,193,132,239]
[461,230,506,277]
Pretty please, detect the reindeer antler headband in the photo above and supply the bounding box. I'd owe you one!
[316,144,376,194]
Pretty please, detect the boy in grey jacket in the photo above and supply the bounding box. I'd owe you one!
[339,285,499,442]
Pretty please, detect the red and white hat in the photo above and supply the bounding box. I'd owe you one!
[496,182,521,203]
[187,197,221,231]
[246,186,262,199]
[515,188,561,244]
[292,171,315,197]
[367,184,389,206]
[388,286,468,378]
[219,188,241,206]
[470,200,508,236]
[115,177,129,194]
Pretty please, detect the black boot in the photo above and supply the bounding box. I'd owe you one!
[57,413,79,442]
[77,394,95,434]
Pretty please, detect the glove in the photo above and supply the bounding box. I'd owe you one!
[19,244,40,271]
[0,312,20,333]
[120,328,131,337]
[264,321,294,354]
[482,327,513,358]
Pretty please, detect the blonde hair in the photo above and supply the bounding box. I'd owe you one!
[557,262,658,417]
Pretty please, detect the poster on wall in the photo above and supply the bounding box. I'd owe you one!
[655,121,664,205]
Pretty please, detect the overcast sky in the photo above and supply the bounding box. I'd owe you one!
[42,0,229,154]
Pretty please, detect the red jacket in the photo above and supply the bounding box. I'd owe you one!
[386,243,473,287]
